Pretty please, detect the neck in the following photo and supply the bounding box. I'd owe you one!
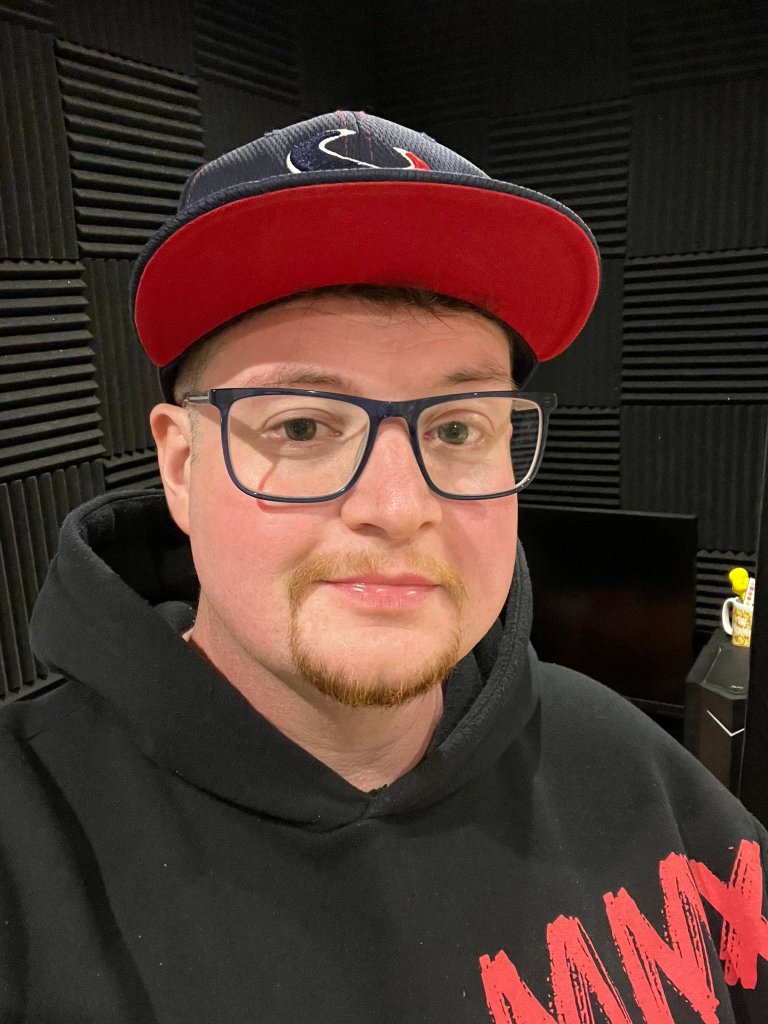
[183,618,444,792]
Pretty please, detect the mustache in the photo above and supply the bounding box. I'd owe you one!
[288,551,468,611]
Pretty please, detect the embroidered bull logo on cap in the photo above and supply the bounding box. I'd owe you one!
[287,128,431,174]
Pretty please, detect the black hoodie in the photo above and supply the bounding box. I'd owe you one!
[1,489,766,1023]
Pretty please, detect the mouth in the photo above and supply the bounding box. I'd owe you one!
[329,574,438,587]
[323,574,440,611]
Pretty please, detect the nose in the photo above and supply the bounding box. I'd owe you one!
[339,419,442,539]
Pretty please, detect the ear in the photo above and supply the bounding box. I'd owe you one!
[150,403,192,536]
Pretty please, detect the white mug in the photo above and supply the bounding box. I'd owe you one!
[722,598,753,648]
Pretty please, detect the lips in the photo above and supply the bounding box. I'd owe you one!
[323,574,439,611]
[329,574,437,587]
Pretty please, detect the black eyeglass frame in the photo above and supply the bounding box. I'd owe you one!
[182,388,558,503]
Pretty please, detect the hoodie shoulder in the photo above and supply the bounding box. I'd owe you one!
[532,654,766,853]
[534,654,707,773]
[0,679,97,745]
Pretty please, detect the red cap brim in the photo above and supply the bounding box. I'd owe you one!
[134,180,600,370]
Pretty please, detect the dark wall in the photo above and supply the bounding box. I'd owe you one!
[368,0,767,646]
[0,0,766,700]
[0,0,367,698]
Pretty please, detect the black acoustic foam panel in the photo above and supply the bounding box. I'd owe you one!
[298,0,376,117]
[55,40,204,258]
[520,409,621,509]
[621,405,768,552]
[623,250,768,403]
[83,259,161,457]
[629,0,768,91]
[528,258,623,408]
[201,83,301,161]
[0,260,104,481]
[485,0,628,113]
[0,463,104,699]
[103,450,162,492]
[487,99,630,257]
[0,484,37,694]
[0,0,53,32]
[0,24,77,259]
[374,0,488,124]
[628,77,768,257]
[193,0,301,104]
[57,0,196,74]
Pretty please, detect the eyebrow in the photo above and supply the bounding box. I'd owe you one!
[238,365,357,390]
[439,363,515,388]
[236,361,515,391]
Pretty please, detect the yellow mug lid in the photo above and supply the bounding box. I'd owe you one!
[729,567,750,597]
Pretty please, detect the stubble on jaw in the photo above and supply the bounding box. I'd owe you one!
[287,551,468,709]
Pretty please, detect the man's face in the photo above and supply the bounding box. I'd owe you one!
[174,296,518,708]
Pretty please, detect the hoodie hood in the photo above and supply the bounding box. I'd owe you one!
[29,490,537,828]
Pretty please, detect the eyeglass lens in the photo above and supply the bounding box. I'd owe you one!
[226,395,542,499]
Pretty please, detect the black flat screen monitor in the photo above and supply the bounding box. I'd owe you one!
[517,506,697,711]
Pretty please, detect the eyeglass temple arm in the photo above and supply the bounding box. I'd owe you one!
[181,393,211,405]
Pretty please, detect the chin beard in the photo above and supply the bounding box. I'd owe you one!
[288,626,463,709]
[286,550,468,709]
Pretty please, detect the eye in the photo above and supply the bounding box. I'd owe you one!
[437,420,470,445]
[282,418,317,441]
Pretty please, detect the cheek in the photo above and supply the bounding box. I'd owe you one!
[450,497,518,631]
[187,454,324,608]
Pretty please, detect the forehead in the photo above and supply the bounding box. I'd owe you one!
[203,295,513,391]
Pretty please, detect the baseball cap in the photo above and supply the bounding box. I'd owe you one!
[130,110,601,402]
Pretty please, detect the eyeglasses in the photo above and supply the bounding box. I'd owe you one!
[182,388,557,503]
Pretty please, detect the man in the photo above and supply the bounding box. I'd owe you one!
[2,111,766,1022]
